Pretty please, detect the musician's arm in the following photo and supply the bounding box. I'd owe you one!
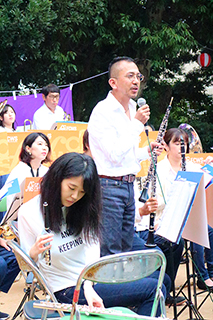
[147,141,164,158]
[0,237,11,251]
[83,280,104,309]
[139,198,158,217]
[18,196,53,262]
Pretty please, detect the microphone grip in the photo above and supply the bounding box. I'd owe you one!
[137,98,149,137]
[144,122,149,137]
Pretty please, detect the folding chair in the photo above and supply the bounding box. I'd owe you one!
[68,249,167,320]
[8,221,39,320]
[7,240,64,320]
[32,249,168,320]
[9,220,19,242]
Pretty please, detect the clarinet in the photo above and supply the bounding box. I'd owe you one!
[180,135,186,172]
[43,202,51,266]
[145,164,157,247]
[139,97,174,203]
[141,97,173,247]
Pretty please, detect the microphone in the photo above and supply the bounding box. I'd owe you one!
[137,98,149,136]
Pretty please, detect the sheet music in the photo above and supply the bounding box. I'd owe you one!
[204,164,213,228]
[156,179,197,243]
[0,178,21,225]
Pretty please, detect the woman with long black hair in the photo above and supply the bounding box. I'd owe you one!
[18,152,166,316]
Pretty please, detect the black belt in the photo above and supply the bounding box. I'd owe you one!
[99,174,135,183]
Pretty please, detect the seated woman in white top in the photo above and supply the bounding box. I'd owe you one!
[0,104,16,132]
[18,152,166,317]
[4,132,51,220]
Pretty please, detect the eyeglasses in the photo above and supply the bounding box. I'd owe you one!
[48,94,60,100]
[125,73,144,82]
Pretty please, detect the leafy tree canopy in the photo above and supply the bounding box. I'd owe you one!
[0,0,212,150]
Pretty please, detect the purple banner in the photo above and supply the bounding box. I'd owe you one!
[0,87,74,129]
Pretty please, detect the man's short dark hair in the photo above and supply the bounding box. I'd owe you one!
[41,84,60,97]
[108,56,135,78]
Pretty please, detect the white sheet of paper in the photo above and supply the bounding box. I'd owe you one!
[206,183,213,228]
[156,180,197,243]
[182,175,209,248]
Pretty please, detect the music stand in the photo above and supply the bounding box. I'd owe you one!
[174,241,204,320]
[156,171,210,319]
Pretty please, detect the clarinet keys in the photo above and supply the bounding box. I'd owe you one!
[43,202,52,266]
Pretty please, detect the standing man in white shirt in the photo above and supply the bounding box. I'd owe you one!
[32,84,65,130]
[88,56,161,257]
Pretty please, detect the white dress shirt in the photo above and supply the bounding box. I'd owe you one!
[32,103,64,130]
[0,127,14,132]
[88,91,149,176]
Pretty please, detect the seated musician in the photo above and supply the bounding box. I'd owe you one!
[4,132,51,220]
[32,84,64,130]
[154,128,213,290]
[18,152,167,317]
[0,102,16,219]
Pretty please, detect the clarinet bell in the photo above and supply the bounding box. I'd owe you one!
[139,188,149,203]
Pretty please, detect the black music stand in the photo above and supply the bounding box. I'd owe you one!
[174,240,204,320]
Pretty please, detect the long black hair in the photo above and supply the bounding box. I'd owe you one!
[40,152,102,243]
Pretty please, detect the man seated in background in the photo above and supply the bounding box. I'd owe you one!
[32,83,64,130]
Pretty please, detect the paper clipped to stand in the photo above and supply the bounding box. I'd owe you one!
[156,171,209,248]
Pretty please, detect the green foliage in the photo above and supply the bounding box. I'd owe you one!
[0,0,212,150]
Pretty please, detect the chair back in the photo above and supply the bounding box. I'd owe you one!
[71,249,166,319]
[80,249,165,283]
[9,220,20,243]
[7,240,64,317]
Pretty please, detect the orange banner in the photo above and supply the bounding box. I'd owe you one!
[7,132,30,173]
[2,126,213,178]
[138,131,166,177]
[6,123,88,173]
[55,121,88,132]
[0,132,10,175]
[23,177,42,203]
